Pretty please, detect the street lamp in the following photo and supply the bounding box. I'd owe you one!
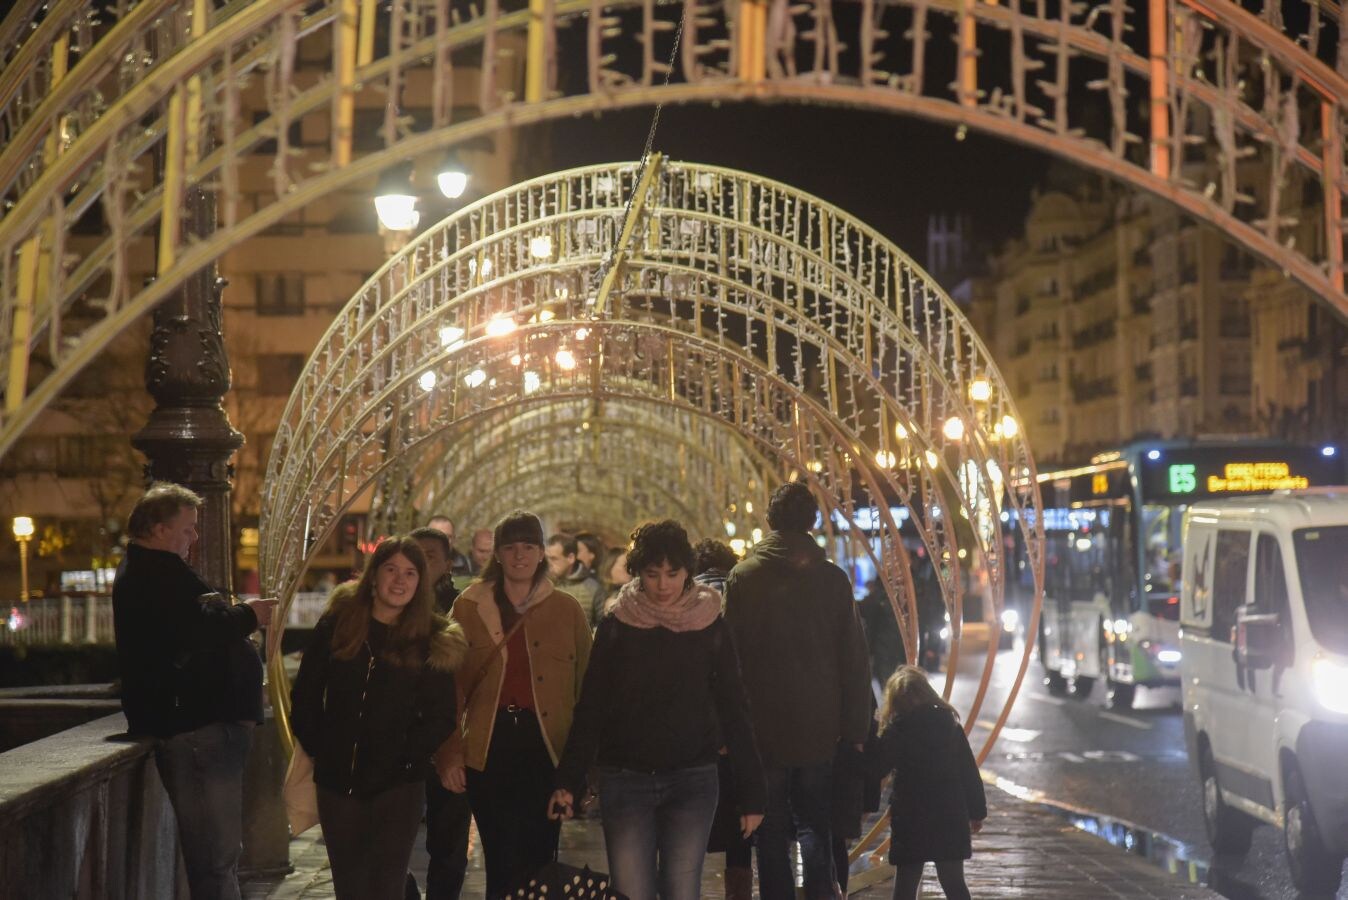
[12,516,34,603]
[436,151,469,200]
[374,164,419,231]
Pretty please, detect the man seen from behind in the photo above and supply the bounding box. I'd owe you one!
[724,480,872,900]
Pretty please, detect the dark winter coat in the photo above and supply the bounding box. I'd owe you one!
[290,598,467,797]
[723,530,872,767]
[555,614,766,814]
[875,704,987,864]
[112,543,263,738]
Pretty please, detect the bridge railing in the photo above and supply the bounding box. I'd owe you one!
[1,591,329,647]
[2,596,114,646]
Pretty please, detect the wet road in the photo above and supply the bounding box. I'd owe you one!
[935,637,1348,900]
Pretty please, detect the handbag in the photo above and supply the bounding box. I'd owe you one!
[283,742,319,836]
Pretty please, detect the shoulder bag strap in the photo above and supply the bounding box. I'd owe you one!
[461,606,534,706]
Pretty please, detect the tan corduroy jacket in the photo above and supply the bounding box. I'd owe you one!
[440,579,592,771]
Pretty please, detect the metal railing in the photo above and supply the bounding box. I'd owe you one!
[2,596,113,646]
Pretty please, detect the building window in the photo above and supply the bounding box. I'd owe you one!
[256,273,306,316]
[252,111,305,154]
[257,354,307,396]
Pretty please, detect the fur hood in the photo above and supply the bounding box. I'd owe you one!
[427,618,468,672]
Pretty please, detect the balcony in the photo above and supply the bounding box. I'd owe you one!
[1073,267,1118,301]
[1011,339,1031,359]
[1072,319,1117,350]
[1072,377,1118,403]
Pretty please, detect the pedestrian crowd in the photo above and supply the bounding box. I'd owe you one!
[112,480,987,900]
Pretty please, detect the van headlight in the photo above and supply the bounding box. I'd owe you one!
[1312,658,1348,715]
[1001,609,1019,633]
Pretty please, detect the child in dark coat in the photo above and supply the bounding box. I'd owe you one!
[874,666,987,900]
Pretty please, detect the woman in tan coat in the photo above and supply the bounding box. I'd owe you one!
[435,510,592,899]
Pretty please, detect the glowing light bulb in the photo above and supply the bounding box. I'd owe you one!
[485,315,516,337]
[530,235,554,259]
[523,371,541,393]
[942,417,965,441]
[1000,415,1020,439]
[555,349,576,370]
[463,369,487,388]
[969,378,991,402]
[875,450,896,469]
[418,371,436,391]
[438,325,465,348]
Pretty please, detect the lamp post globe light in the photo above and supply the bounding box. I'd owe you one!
[374,163,420,232]
[12,516,34,603]
[437,151,469,200]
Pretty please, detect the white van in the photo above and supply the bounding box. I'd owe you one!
[1180,489,1348,894]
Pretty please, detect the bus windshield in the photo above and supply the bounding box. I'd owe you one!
[1293,526,1348,655]
[1141,504,1186,596]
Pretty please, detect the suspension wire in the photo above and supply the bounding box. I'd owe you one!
[588,2,689,303]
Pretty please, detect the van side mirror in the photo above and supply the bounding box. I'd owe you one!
[1235,607,1281,671]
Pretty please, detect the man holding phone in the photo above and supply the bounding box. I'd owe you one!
[113,482,277,900]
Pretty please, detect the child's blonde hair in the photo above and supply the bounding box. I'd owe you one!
[877,665,958,731]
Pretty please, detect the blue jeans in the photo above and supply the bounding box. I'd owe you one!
[598,763,719,900]
[756,762,838,900]
[154,722,253,900]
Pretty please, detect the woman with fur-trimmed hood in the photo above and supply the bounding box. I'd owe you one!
[290,536,467,900]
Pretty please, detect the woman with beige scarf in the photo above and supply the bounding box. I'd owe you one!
[549,519,766,900]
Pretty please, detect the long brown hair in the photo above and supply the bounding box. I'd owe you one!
[328,536,437,666]
[877,665,959,732]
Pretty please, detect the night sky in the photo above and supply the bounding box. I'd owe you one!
[520,103,1053,269]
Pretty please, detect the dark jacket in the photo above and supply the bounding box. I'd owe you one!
[290,600,467,797]
[875,704,987,864]
[112,543,263,738]
[555,614,767,814]
[724,530,872,767]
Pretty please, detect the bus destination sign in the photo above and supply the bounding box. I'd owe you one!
[1167,461,1310,494]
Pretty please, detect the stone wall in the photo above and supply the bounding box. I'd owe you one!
[0,713,188,900]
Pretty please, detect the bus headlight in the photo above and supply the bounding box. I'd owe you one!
[1001,609,1020,633]
[1156,649,1182,665]
[1312,658,1348,715]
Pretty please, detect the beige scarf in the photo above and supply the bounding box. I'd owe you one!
[605,578,722,632]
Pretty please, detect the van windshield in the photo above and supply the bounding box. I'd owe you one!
[1293,526,1348,655]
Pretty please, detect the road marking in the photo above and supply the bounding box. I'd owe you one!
[1098,711,1152,730]
[974,720,1041,742]
[1025,693,1066,707]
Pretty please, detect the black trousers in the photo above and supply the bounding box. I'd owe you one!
[318,780,425,900]
[425,773,473,899]
[465,709,561,900]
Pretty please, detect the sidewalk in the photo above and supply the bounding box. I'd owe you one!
[245,779,1222,899]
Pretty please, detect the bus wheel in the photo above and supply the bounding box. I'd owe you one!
[1199,743,1253,858]
[1105,681,1135,710]
[1044,671,1068,696]
[1284,762,1345,894]
[1069,675,1095,699]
